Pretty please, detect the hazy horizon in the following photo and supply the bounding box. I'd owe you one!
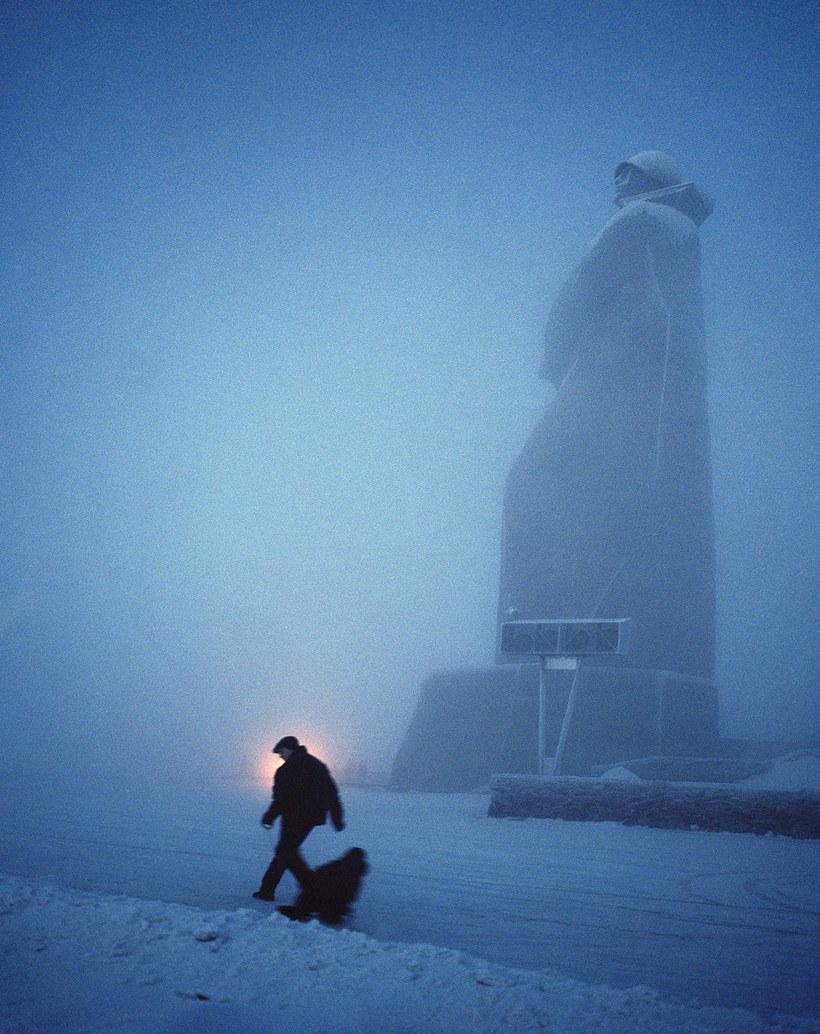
[1,1,817,782]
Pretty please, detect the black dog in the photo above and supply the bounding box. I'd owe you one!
[278,847,368,924]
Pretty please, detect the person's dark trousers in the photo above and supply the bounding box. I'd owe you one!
[258,821,314,898]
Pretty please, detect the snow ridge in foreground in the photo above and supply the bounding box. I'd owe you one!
[1,875,816,1034]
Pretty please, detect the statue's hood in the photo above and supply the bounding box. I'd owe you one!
[615,181,714,227]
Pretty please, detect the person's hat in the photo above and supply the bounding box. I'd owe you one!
[273,735,299,753]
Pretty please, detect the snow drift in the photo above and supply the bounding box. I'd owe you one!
[2,874,815,1034]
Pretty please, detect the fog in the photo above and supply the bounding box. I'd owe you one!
[1,1,817,783]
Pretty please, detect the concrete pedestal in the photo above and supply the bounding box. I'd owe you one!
[389,664,718,790]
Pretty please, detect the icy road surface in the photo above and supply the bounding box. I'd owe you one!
[0,771,817,1021]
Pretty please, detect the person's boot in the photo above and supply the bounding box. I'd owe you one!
[253,858,284,901]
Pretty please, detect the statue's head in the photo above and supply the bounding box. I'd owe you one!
[614,150,682,206]
[613,150,713,225]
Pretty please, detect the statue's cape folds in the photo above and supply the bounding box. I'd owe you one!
[539,194,707,395]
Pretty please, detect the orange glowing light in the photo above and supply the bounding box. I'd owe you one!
[261,752,281,783]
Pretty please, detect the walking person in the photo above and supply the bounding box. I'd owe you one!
[253,735,345,902]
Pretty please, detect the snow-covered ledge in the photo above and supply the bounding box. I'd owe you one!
[488,774,820,838]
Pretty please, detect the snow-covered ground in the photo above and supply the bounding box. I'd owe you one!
[1,758,818,1033]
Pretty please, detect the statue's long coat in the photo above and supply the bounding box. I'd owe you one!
[499,195,715,678]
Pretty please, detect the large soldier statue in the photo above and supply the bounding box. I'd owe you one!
[391,152,720,789]
[500,150,715,678]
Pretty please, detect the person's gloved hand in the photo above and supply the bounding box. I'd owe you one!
[260,810,275,827]
[333,817,345,832]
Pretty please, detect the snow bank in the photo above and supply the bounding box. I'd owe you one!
[488,774,820,837]
[592,756,773,783]
[1,874,814,1034]
[740,753,820,791]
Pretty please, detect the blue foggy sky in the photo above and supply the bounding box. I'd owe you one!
[1,1,817,777]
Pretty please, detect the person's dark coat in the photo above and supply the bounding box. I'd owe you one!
[262,745,344,831]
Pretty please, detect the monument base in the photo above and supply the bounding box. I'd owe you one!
[389,665,719,791]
